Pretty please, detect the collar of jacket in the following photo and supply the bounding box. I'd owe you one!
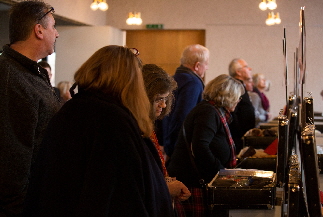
[73,88,125,110]
[176,65,205,87]
[2,44,51,84]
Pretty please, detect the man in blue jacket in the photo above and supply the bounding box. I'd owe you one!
[161,44,209,161]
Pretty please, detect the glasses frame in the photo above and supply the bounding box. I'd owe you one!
[37,7,55,23]
[130,48,140,56]
[238,65,250,70]
[154,96,168,104]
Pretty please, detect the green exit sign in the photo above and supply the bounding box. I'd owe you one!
[146,24,164,29]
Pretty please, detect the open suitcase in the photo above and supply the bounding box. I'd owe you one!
[207,169,276,210]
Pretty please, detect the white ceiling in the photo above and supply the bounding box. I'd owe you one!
[0,1,87,26]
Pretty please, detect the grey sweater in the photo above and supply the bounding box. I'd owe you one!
[0,45,61,216]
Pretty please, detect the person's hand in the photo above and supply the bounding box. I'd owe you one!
[178,184,191,201]
[167,180,191,201]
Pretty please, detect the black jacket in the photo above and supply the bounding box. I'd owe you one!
[167,101,230,187]
[229,79,255,153]
[24,91,174,217]
[0,45,61,216]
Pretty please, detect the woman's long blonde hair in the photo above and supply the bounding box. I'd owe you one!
[74,45,153,137]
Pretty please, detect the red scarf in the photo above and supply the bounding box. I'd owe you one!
[150,131,168,177]
[208,101,237,168]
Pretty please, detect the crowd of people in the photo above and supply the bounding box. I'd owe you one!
[0,1,271,217]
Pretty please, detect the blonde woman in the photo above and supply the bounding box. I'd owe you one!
[167,74,244,217]
[24,46,174,217]
[57,81,72,103]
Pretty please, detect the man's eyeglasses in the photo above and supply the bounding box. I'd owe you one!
[154,96,168,104]
[130,48,140,56]
[239,65,249,70]
[38,7,55,23]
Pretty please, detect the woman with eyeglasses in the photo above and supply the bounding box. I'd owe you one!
[142,64,191,206]
[24,46,174,217]
[167,74,245,217]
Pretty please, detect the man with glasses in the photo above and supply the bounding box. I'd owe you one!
[228,58,256,154]
[0,1,60,215]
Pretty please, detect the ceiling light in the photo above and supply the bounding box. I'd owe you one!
[90,1,99,10]
[267,0,277,10]
[90,0,108,11]
[259,0,277,11]
[126,12,143,25]
[259,0,267,11]
[266,12,281,26]
[275,12,281,24]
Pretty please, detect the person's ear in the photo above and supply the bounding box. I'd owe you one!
[34,24,44,40]
[193,62,200,71]
[235,68,242,77]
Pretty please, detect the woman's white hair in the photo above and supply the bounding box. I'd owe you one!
[203,74,245,108]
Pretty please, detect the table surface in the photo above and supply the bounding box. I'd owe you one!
[228,174,323,217]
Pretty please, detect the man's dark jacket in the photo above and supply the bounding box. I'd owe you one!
[0,45,60,216]
[229,79,255,153]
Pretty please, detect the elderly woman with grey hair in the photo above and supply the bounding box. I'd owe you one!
[167,74,244,217]
[252,73,270,118]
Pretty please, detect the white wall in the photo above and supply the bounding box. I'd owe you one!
[103,0,323,118]
[55,26,125,85]
[1,0,323,118]
[3,0,107,26]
